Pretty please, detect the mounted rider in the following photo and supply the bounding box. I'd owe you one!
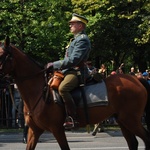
[47,13,91,129]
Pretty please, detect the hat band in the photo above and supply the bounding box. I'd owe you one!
[71,16,88,24]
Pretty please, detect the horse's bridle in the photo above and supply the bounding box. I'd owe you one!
[0,43,49,80]
[0,43,12,77]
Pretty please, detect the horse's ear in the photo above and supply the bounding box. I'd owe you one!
[4,36,10,47]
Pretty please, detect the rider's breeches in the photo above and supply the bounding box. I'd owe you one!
[59,72,79,116]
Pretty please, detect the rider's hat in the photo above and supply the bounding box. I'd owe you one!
[69,13,88,25]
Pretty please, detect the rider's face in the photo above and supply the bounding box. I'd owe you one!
[69,21,82,35]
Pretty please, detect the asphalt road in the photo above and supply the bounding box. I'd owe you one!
[0,129,145,150]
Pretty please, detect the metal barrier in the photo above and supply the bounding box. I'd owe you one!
[0,85,24,129]
[0,88,13,128]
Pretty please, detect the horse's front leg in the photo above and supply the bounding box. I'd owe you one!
[26,126,44,150]
[52,126,70,150]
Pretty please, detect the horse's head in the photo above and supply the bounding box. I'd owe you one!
[0,36,14,77]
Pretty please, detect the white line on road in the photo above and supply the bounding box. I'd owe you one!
[72,146,144,150]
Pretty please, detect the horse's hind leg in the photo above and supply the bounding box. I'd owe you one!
[92,123,101,136]
[145,108,150,132]
[117,115,150,150]
[92,122,104,136]
[117,120,138,150]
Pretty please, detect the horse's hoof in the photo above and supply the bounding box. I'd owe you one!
[92,131,96,136]
[22,137,27,144]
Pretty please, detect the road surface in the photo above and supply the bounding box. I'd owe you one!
[0,129,145,150]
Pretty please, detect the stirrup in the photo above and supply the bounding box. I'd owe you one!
[63,116,79,130]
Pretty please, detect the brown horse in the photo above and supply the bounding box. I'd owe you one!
[0,36,150,150]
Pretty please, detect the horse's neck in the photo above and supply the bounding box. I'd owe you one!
[16,72,46,113]
[13,50,45,111]
[14,53,40,77]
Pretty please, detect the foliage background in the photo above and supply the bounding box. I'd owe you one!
[0,0,149,73]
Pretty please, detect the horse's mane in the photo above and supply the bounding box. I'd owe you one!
[11,44,44,70]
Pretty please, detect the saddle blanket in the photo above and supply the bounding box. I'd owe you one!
[52,80,109,107]
[72,81,109,107]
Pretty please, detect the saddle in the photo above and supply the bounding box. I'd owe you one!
[50,74,109,108]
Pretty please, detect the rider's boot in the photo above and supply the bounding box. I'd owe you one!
[63,99,79,129]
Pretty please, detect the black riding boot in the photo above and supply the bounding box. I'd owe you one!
[23,124,29,144]
[63,99,79,129]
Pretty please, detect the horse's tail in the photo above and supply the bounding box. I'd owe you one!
[139,78,150,132]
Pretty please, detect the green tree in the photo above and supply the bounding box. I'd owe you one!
[0,0,72,64]
[0,0,149,71]
[71,0,150,72]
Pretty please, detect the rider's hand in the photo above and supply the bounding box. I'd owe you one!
[46,62,53,70]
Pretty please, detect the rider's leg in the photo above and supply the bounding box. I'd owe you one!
[59,72,79,129]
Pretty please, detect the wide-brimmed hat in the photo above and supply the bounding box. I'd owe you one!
[69,13,88,24]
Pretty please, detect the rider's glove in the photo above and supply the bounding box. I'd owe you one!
[46,62,53,72]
